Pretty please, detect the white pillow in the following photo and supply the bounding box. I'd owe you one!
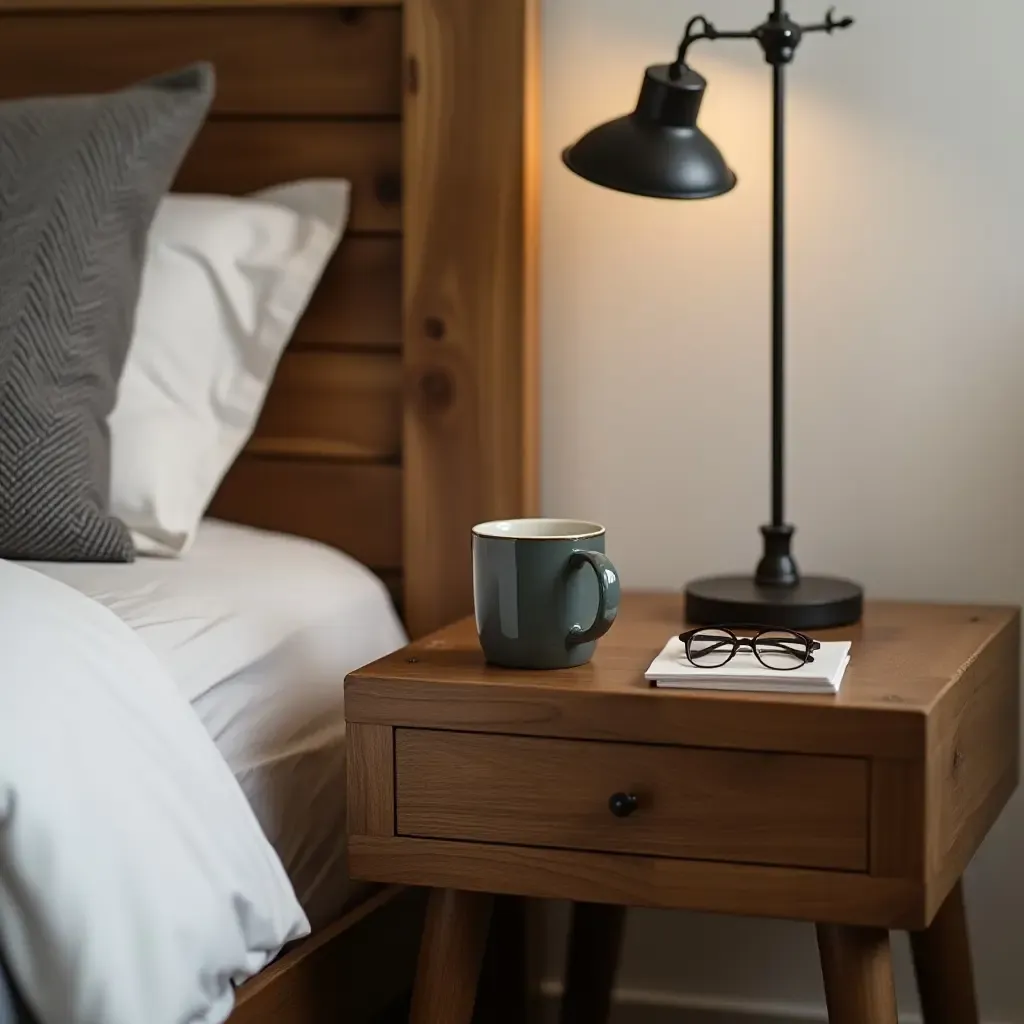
[110,180,350,557]
[0,559,309,1024]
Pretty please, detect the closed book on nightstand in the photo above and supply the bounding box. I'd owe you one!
[646,637,851,693]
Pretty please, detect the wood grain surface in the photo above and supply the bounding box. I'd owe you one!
[350,835,923,928]
[402,0,540,636]
[924,614,1020,917]
[910,880,979,1024]
[347,725,396,837]
[347,596,1019,759]
[817,925,898,1024]
[176,121,401,234]
[410,889,493,1024]
[210,458,401,570]
[298,238,402,353]
[395,729,869,871]
[869,758,926,879]
[0,9,402,115]
[252,352,402,461]
[1,0,399,7]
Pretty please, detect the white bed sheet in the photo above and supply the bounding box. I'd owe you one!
[20,520,408,929]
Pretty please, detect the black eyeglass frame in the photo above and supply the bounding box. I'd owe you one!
[677,624,820,671]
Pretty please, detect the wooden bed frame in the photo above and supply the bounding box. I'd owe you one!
[0,0,539,1019]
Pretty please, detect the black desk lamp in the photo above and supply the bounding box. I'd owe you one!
[563,3,863,630]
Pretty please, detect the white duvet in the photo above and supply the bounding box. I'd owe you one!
[0,560,309,1024]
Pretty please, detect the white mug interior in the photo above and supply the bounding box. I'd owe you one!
[472,518,605,540]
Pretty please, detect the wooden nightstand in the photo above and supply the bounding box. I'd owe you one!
[345,595,1020,1024]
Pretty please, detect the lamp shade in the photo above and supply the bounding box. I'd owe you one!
[562,64,737,200]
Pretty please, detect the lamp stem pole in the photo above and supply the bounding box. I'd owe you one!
[683,0,865,625]
[754,3,799,588]
[770,60,785,529]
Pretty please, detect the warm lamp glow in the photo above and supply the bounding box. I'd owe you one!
[558,3,864,630]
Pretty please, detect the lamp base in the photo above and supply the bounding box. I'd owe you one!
[684,574,863,631]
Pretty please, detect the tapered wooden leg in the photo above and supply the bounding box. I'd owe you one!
[910,880,979,1024]
[410,889,493,1024]
[817,924,898,1024]
[559,902,626,1024]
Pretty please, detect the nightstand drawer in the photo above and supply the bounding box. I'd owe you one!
[394,729,869,871]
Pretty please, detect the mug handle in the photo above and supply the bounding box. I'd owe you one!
[566,550,621,647]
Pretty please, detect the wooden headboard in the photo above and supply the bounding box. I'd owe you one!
[0,0,539,638]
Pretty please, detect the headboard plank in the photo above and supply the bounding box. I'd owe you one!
[0,0,397,7]
[209,460,402,571]
[298,239,402,353]
[176,121,401,235]
[403,0,540,636]
[0,9,402,115]
[252,352,402,462]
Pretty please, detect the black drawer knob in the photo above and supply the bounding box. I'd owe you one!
[608,792,639,818]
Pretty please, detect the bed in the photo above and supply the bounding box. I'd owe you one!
[23,520,407,932]
[0,0,539,1021]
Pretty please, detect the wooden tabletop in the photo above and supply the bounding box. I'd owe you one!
[346,593,1019,760]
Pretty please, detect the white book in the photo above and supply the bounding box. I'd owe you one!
[646,636,852,694]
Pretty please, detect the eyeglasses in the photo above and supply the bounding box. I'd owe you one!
[677,625,820,671]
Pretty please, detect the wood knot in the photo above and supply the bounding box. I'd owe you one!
[418,368,455,412]
[423,316,446,340]
[406,55,420,95]
[952,748,965,775]
[374,172,402,206]
[337,7,365,24]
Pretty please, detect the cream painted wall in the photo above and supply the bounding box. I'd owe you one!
[541,0,1024,1020]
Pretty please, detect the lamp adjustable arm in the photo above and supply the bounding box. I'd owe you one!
[674,5,854,72]
[674,15,756,69]
[801,7,856,35]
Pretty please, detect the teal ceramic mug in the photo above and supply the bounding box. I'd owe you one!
[472,518,620,669]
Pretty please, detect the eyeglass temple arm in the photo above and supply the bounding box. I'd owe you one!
[673,6,854,74]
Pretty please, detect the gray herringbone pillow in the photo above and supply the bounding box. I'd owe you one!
[0,64,214,561]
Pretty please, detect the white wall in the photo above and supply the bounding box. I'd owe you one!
[540,1,1024,1020]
